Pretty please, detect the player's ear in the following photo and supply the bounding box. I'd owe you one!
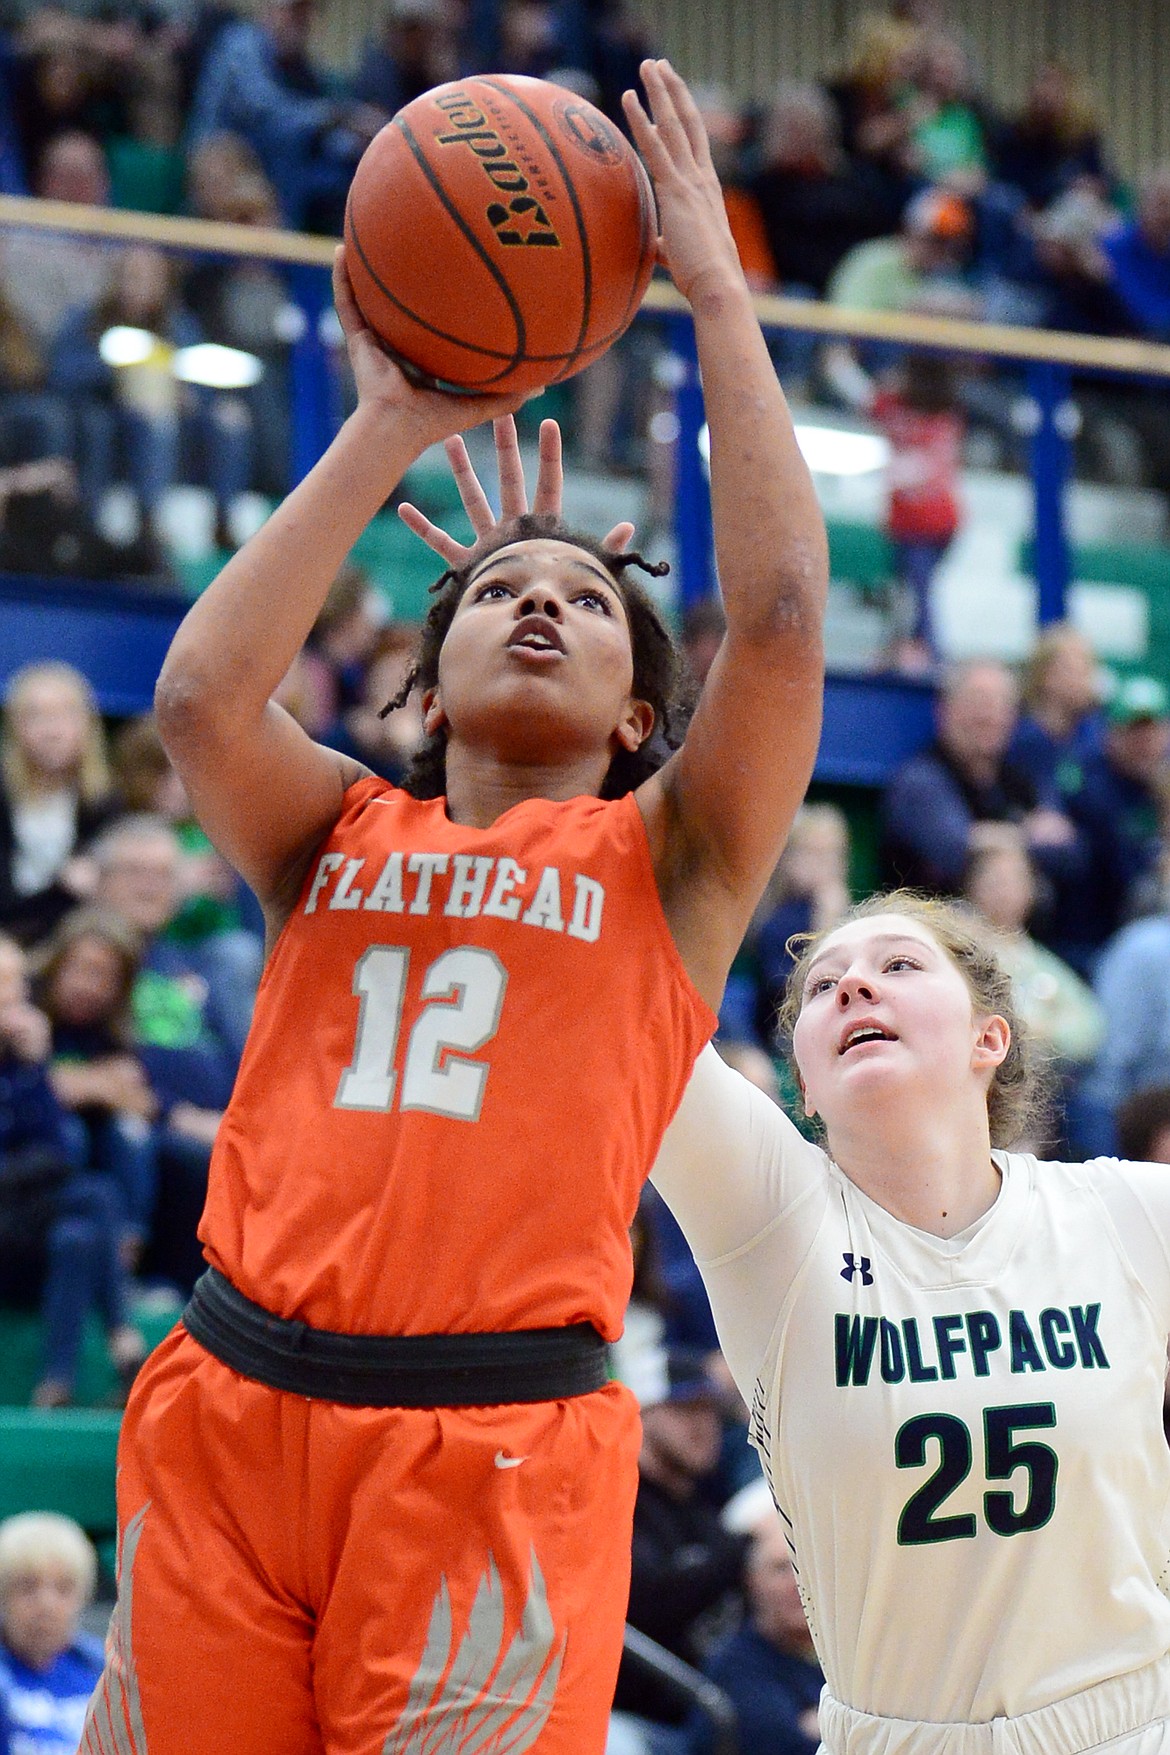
[615,696,654,753]
[421,687,447,736]
[797,1069,817,1120]
[973,1013,1010,1073]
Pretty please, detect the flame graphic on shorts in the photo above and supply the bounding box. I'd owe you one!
[80,1503,150,1755]
[383,1548,565,1754]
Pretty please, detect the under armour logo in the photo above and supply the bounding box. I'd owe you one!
[841,1253,874,1285]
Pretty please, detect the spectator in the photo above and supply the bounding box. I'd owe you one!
[305,561,389,725]
[692,86,777,293]
[36,906,159,1266]
[187,0,381,230]
[1055,672,1170,964]
[879,658,1082,897]
[750,802,851,1045]
[320,625,424,788]
[0,660,118,948]
[1102,162,1170,342]
[1009,621,1103,803]
[992,61,1112,213]
[823,186,978,408]
[110,715,261,1061]
[0,931,142,1408]
[0,285,71,476]
[903,29,989,193]
[613,1346,749,1730]
[1115,1085,1170,1164]
[751,81,902,300]
[353,0,457,116]
[9,10,130,187]
[1027,186,1138,339]
[50,244,253,558]
[962,826,1103,1149]
[182,160,296,502]
[823,11,921,219]
[680,598,725,691]
[870,350,966,671]
[90,815,239,1295]
[1082,913,1170,1157]
[691,1494,823,1755]
[0,1513,103,1755]
[1,131,115,352]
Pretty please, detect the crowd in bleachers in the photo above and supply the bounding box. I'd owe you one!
[0,4,1169,1753]
[0,0,1163,586]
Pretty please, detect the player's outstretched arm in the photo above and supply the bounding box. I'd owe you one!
[154,251,527,921]
[624,62,828,1008]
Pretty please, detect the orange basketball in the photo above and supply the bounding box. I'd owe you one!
[344,74,658,395]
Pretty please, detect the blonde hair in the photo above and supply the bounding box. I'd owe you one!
[1019,621,1091,714]
[1,662,110,805]
[0,1513,97,1603]
[777,889,1047,1148]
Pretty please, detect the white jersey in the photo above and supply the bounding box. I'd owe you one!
[651,1046,1170,1727]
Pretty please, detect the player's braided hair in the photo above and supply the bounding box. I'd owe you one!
[381,513,696,800]
[776,889,1050,1150]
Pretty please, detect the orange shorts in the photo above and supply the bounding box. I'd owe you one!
[81,1327,641,1755]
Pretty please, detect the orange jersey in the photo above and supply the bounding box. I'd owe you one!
[201,777,715,1338]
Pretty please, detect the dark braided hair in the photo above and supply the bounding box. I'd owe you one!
[381,513,697,800]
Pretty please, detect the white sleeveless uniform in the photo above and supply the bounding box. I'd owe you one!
[651,1046,1170,1754]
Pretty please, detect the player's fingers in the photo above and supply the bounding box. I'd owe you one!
[396,501,468,565]
[639,59,695,169]
[532,418,563,518]
[494,415,529,519]
[657,61,714,170]
[332,247,365,337]
[602,521,636,552]
[622,86,669,182]
[444,435,497,534]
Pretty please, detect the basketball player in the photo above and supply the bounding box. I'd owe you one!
[653,891,1170,1754]
[81,60,828,1755]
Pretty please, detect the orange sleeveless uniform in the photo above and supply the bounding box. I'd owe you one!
[83,778,715,1755]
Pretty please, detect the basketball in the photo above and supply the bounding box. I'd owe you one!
[343,74,658,396]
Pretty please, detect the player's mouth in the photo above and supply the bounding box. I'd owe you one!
[838,1019,898,1055]
[506,615,566,658]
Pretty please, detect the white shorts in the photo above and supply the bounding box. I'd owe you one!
[818,1655,1170,1755]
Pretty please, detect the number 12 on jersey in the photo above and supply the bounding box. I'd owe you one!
[334,944,508,1121]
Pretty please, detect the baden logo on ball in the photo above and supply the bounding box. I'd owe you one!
[344,73,657,396]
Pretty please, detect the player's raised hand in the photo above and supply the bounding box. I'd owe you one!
[622,60,742,308]
[332,250,529,447]
[398,415,635,565]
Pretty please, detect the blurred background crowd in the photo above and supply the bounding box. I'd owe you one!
[0,2,1168,1753]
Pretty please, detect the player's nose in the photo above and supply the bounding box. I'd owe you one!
[836,971,877,1006]
[515,588,564,620]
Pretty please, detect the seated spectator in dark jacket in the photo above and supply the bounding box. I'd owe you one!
[690,1487,823,1755]
[1054,674,1170,966]
[614,1348,748,1729]
[880,659,1084,900]
[187,0,381,230]
[0,931,142,1407]
[1009,622,1104,802]
[1102,163,1170,342]
[36,907,159,1265]
[991,60,1111,213]
[90,815,239,1293]
[823,12,920,220]
[751,82,901,299]
[353,0,456,115]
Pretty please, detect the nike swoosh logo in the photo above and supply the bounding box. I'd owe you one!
[494,1451,528,1469]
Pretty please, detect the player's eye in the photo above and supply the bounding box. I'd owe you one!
[574,589,613,614]
[473,580,514,602]
[806,973,837,997]
[885,955,922,973]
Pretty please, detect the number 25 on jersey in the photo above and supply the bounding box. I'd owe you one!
[334,945,507,1122]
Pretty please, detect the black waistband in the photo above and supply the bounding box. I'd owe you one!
[182,1268,611,1407]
